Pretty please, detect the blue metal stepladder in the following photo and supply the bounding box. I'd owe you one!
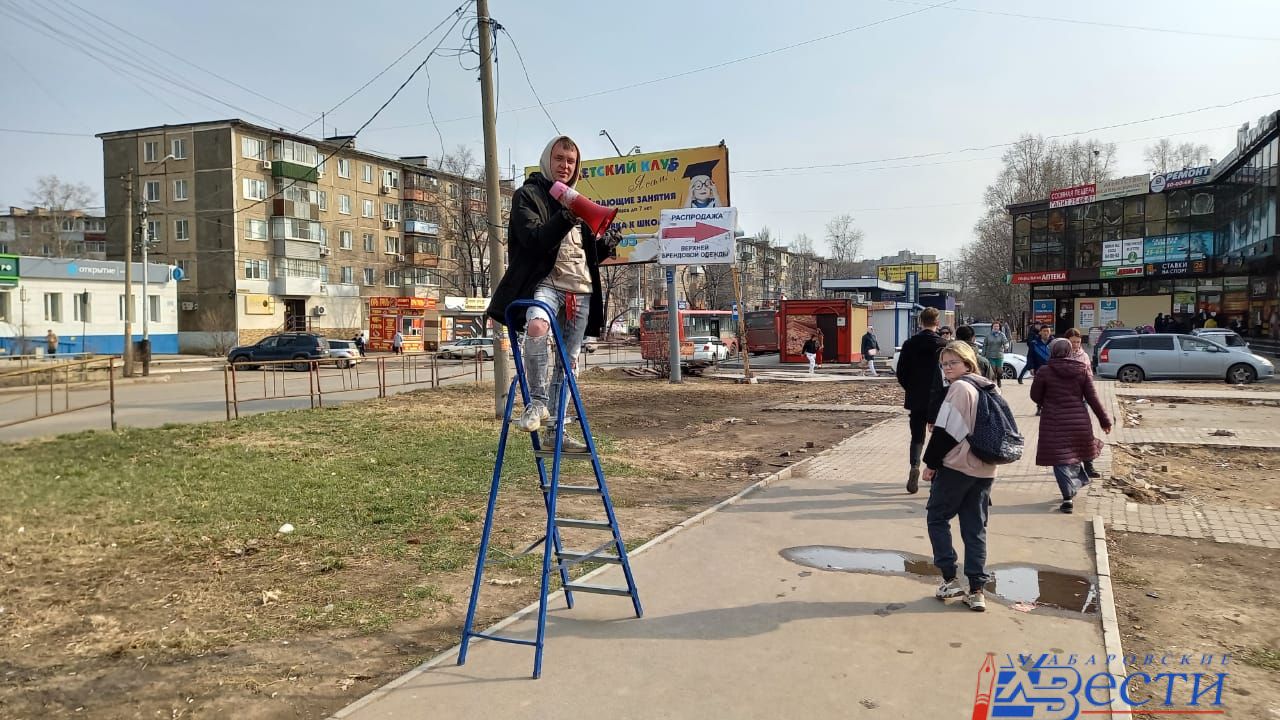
[457,299,643,679]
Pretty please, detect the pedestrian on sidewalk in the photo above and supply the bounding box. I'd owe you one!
[352,332,367,357]
[392,330,404,355]
[803,334,819,374]
[1030,338,1112,514]
[983,320,1009,387]
[1061,328,1102,480]
[486,134,621,452]
[896,307,948,494]
[1018,324,1052,386]
[46,329,58,357]
[926,325,999,424]
[861,326,880,376]
[922,340,998,612]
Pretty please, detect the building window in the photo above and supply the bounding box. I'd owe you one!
[338,158,350,178]
[174,218,190,241]
[176,258,193,280]
[383,203,399,221]
[273,139,317,166]
[319,265,330,283]
[384,235,401,254]
[341,266,354,284]
[244,258,269,279]
[144,141,159,163]
[61,219,77,231]
[242,178,267,200]
[338,194,351,215]
[362,199,374,218]
[362,164,373,183]
[173,178,189,201]
[43,292,62,322]
[148,295,160,323]
[241,136,266,161]
[383,169,399,188]
[0,291,10,321]
[245,218,268,240]
[171,138,188,160]
[145,181,161,202]
[146,220,162,243]
[384,268,403,286]
[73,292,90,322]
[363,267,375,286]
[339,230,352,250]
[319,226,329,247]
[318,190,327,211]
[363,233,375,252]
[118,294,134,321]
[270,217,319,241]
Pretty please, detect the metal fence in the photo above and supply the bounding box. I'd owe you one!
[0,356,117,431]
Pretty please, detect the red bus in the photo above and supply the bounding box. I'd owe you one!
[639,309,737,364]
[745,309,780,354]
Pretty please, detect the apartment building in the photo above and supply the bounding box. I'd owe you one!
[97,120,511,352]
[0,207,108,260]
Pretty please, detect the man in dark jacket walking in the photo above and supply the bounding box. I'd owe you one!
[486,135,618,451]
[896,307,948,494]
[861,326,880,376]
[926,324,999,424]
[1018,324,1052,384]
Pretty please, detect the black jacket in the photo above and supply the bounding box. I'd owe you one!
[895,328,947,414]
[486,172,615,335]
[861,332,879,355]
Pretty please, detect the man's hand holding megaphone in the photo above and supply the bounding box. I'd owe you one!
[549,180,619,241]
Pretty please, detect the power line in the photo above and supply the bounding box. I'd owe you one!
[495,25,558,135]
[884,0,1280,42]
[296,2,473,135]
[56,0,316,120]
[0,127,96,137]
[365,0,957,132]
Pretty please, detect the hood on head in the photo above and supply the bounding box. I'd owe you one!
[539,135,579,187]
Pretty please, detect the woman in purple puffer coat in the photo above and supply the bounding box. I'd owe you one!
[1030,338,1113,513]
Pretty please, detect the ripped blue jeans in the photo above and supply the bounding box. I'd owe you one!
[522,285,590,420]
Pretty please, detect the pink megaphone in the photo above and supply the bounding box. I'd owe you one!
[550,181,617,237]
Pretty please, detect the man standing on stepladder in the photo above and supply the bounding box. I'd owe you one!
[487,135,619,452]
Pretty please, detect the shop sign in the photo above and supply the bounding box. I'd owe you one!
[1149,166,1212,193]
[1101,240,1123,264]
[1049,183,1095,208]
[1078,301,1096,329]
[1251,278,1273,298]
[1144,261,1206,277]
[1100,266,1144,279]
[1011,270,1068,284]
[1237,112,1278,156]
[1096,174,1151,201]
[1100,299,1119,324]
[1032,299,1056,324]
[1121,238,1144,265]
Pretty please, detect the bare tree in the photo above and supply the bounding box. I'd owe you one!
[20,176,95,257]
[419,146,508,297]
[1143,139,1212,174]
[824,214,864,276]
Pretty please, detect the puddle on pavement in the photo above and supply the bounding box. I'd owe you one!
[780,546,1098,614]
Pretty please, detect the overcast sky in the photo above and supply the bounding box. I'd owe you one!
[2,0,1278,261]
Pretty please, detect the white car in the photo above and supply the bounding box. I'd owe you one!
[691,336,729,363]
[325,339,363,369]
[439,337,494,359]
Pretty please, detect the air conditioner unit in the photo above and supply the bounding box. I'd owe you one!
[380,185,391,195]
[313,306,326,316]
[180,301,198,311]
[261,159,272,169]
[319,246,331,256]
[395,253,405,262]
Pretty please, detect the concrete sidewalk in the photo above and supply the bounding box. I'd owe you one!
[334,383,1109,719]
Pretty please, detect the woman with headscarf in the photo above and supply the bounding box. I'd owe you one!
[1030,338,1112,513]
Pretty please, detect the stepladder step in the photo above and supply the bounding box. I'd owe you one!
[533,447,592,458]
[554,517,613,530]
[540,484,600,495]
[562,582,634,597]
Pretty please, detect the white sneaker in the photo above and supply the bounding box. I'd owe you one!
[514,401,549,432]
[964,590,987,612]
[935,578,965,600]
[541,429,588,453]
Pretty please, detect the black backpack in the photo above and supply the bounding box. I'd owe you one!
[958,377,1023,465]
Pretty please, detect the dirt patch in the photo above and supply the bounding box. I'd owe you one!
[1118,380,1280,393]
[1108,444,1280,509]
[1117,397,1280,432]
[1108,532,1280,717]
[0,377,900,720]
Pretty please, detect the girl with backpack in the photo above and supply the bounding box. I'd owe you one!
[1030,339,1112,514]
[921,340,1001,612]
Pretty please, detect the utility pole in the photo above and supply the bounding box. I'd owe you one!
[139,199,152,376]
[122,173,135,377]
[477,0,508,418]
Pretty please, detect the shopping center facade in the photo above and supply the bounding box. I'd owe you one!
[1008,110,1278,337]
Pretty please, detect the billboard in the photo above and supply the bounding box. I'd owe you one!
[526,144,730,264]
[878,262,939,282]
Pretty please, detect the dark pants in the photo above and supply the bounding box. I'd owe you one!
[908,411,927,466]
[926,467,993,591]
[1053,463,1089,501]
[1018,361,1039,382]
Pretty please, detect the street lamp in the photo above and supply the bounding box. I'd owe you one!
[138,152,175,375]
[599,129,623,157]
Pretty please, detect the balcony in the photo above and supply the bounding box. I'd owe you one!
[404,219,439,236]
[273,239,321,261]
[271,198,319,220]
[404,249,440,268]
[402,187,431,203]
[269,275,323,296]
[271,160,319,183]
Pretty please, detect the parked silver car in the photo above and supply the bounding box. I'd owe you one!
[1096,333,1274,384]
